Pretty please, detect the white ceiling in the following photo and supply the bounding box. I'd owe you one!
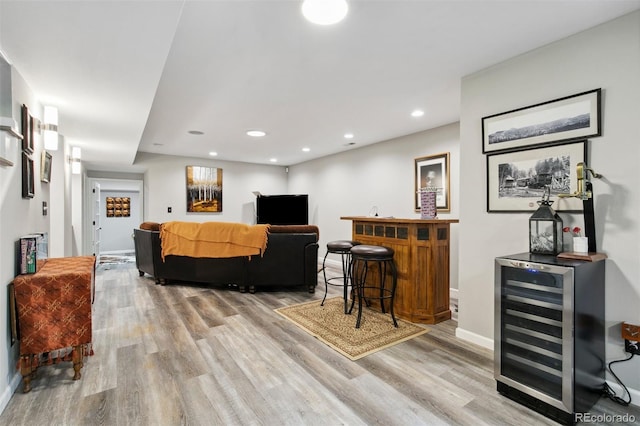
[1,0,639,171]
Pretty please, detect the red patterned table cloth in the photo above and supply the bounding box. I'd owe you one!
[13,256,95,392]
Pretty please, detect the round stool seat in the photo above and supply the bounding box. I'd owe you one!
[327,240,361,252]
[350,244,394,259]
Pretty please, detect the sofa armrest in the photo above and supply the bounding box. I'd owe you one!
[133,229,162,278]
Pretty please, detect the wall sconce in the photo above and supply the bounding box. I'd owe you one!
[70,146,81,174]
[42,106,59,151]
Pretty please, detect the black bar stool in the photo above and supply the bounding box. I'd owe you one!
[321,240,361,314]
[349,245,398,328]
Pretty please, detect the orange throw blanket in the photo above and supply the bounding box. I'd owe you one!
[160,221,270,260]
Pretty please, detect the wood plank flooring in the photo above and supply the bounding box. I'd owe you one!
[1,261,638,425]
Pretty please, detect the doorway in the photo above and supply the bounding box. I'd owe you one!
[84,178,143,256]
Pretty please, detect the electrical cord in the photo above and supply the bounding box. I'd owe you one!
[602,353,634,406]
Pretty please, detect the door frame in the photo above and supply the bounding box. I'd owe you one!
[83,177,144,256]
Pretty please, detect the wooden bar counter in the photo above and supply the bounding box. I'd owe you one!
[341,216,458,324]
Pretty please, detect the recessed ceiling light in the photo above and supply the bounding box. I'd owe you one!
[269,158,278,163]
[302,0,348,25]
[247,130,267,137]
[411,110,424,117]
[188,130,204,135]
[344,133,354,139]
[302,147,310,152]
[209,151,218,156]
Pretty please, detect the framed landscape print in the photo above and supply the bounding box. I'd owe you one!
[482,89,601,154]
[486,140,586,212]
[415,152,450,212]
[186,165,223,213]
[41,150,52,183]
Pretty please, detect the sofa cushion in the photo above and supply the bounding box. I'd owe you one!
[140,222,161,231]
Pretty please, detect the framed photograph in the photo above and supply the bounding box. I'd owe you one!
[415,152,450,212]
[21,104,34,154]
[22,152,34,198]
[487,140,586,212]
[186,165,223,213]
[482,89,601,154]
[41,150,52,183]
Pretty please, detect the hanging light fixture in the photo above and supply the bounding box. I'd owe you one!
[42,106,59,151]
[302,0,348,25]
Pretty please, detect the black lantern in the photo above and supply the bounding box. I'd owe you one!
[529,187,563,255]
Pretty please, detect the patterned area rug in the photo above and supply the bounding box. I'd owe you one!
[98,252,136,266]
[275,297,429,360]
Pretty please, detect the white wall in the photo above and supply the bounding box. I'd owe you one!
[0,66,50,412]
[458,11,640,394]
[99,190,140,253]
[135,152,289,224]
[288,123,460,290]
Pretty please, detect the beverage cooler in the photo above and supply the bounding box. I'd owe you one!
[494,253,605,425]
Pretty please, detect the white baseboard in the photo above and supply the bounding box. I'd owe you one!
[455,326,494,350]
[450,288,458,300]
[0,371,22,415]
[606,380,640,408]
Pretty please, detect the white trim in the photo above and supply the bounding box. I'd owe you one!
[0,372,22,415]
[455,326,494,350]
[606,380,640,408]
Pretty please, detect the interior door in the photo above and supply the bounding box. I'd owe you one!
[92,182,101,262]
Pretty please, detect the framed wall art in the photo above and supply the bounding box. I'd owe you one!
[414,152,450,212]
[105,197,130,217]
[482,89,601,154]
[186,165,223,213]
[22,152,34,198]
[486,140,586,212]
[41,150,52,183]
[21,104,34,154]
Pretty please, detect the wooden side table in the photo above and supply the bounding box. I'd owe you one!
[12,256,95,392]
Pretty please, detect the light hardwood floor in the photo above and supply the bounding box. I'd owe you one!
[1,261,638,425]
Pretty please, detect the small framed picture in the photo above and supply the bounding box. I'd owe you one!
[41,151,52,183]
[21,104,34,154]
[22,152,34,198]
[414,152,450,212]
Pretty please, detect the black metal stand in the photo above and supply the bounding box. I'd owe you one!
[583,181,597,253]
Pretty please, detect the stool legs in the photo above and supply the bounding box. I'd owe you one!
[350,257,398,328]
[322,250,352,314]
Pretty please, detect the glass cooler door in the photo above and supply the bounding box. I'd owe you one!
[494,258,574,413]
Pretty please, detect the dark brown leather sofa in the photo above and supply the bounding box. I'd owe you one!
[133,224,319,293]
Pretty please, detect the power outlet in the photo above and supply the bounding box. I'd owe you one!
[622,323,640,355]
[624,340,640,355]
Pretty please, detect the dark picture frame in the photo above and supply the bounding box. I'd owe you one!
[186,165,223,213]
[482,89,601,154]
[22,152,34,198]
[21,104,34,154]
[414,152,450,212]
[41,150,52,183]
[486,140,587,212]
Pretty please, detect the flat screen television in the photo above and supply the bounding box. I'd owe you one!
[256,194,308,225]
